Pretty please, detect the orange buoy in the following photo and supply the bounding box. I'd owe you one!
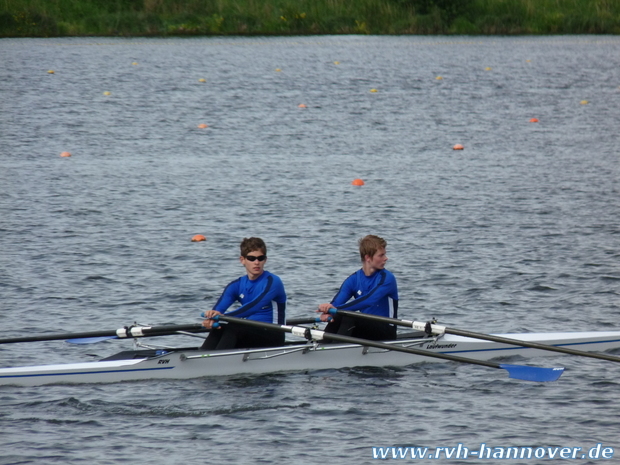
[298,104,306,108]
[197,124,208,129]
[60,151,71,157]
[351,178,365,186]
[529,118,539,123]
[191,234,207,242]
[453,144,464,150]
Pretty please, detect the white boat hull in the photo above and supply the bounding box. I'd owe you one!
[2,331,620,386]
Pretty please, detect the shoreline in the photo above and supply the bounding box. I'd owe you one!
[2,0,619,38]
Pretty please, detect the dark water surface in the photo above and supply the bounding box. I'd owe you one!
[1,35,620,464]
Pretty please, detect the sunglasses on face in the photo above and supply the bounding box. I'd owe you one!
[244,255,266,262]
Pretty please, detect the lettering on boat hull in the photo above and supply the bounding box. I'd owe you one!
[425,344,457,350]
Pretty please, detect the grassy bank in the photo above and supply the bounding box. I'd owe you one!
[1,0,619,37]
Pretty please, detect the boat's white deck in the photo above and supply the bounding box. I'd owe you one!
[443,331,620,343]
[0,358,145,373]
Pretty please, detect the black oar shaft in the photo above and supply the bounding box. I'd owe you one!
[0,324,206,345]
[217,315,503,370]
[0,317,322,345]
[334,309,620,363]
[444,327,620,363]
[312,330,503,369]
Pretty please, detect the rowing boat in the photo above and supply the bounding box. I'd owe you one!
[2,327,620,386]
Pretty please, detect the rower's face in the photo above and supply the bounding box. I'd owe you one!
[368,247,388,270]
[240,249,267,279]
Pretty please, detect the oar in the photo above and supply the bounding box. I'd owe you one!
[328,309,620,364]
[213,315,564,382]
[0,317,326,345]
[0,323,208,345]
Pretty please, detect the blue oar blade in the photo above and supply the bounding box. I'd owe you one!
[499,364,564,382]
[66,336,118,344]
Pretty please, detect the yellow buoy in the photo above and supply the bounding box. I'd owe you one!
[334,61,340,65]
[436,76,443,80]
[370,88,378,93]
[580,100,589,105]
[132,62,138,65]
[275,68,282,72]
[47,70,55,74]
[198,78,206,83]
[485,67,492,71]
[103,91,111,96]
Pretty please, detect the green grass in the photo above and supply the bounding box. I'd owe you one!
[1,0,619,37]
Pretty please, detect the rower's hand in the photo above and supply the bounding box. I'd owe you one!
[202,310,222,329]
[317,303,335,314]
[318,313,332,322]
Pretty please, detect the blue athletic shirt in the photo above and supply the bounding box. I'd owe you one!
[213,270,286,324]
[331,268,398,318]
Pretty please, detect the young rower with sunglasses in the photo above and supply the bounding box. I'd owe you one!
[317,235,399,340]
[201,237,287,350]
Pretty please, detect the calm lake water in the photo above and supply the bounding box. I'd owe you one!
[1,35,620,464]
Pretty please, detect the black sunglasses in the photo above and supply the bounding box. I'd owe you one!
[244,255,266,262]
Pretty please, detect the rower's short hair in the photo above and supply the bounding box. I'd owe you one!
[240,237,267,257]
[358,235,387,261]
